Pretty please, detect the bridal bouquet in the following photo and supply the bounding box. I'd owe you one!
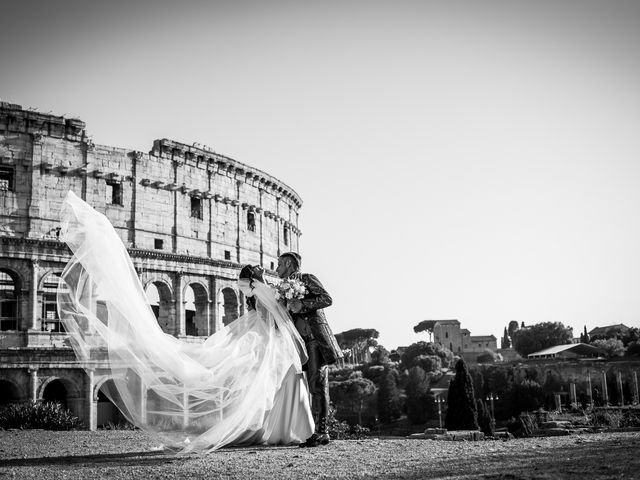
[274,278,307,304]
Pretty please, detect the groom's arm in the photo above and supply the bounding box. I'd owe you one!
[297,273,332,314]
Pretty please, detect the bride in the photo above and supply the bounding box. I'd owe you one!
[56,191,314,452]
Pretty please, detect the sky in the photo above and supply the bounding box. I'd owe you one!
[2,0,640,350]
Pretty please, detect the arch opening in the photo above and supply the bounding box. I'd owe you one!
[185,283,208,336]
[145,281,174,334]
[42,379,68,408]
[0,379,21,405]
[96,379,128,428]
[220,288,238,326]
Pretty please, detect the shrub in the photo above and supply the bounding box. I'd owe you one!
[0,402,82,430]
[326,406,370,439]
[507,412,538,438]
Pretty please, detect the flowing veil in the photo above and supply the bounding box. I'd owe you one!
[57,191,309,452]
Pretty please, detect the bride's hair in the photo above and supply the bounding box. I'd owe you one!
[239,265,264,310]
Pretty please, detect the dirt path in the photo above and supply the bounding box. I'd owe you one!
[1,430,638,479]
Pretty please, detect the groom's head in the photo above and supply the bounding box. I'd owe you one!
[277,252,301,278]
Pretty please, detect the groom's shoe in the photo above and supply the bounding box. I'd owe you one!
[299,432,330,448]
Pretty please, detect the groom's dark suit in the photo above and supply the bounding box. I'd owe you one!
[289,272,342,436]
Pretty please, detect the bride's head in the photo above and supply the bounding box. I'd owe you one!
[239,265,265,284]
[238,266,265,309]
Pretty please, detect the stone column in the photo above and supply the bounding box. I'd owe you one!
[570,383,577,406]
[617,371,624,406]
[554,394,562,412]
[182,388,189,429]
[205,300,212,336]
[602,370,609,405]
[175,275,185,336]
[30,260,39,330]
[28,367,38,402]
[587,371,593,406]
[633,371,639,405]
[86,369,97,431]
[139,378,147,424]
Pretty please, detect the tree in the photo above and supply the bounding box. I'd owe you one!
[579,325,590,343]
[445,358,478,431]
[507,321,520,338]
[334,328,380,364]
[507,379,544,417]
[370,345,390,365]
[626,341,640,356]
[501,327,511,349]
[413,320,438,341]
[477,349,501,364]
[401,341,454,370]
[476,399,495,437]
[622,327,640,347]
[405,366,431,424]
[329,376,377,425]
[591,338,625,358]
[511,322,573,357]
[377,365,402,424]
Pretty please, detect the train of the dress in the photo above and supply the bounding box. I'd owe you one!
[56,191,314,452]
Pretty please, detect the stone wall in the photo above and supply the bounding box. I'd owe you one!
[0,102,305,429]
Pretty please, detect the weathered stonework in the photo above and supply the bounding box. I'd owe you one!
[0,101,303,429]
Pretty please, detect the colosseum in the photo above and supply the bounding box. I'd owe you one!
[0,101,302,429]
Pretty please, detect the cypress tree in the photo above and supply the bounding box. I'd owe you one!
[444,358,479,431]
[476,399,495,436]
[377,365,401,424]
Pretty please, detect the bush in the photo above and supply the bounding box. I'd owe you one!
[507,413,538,438]
[0,402,82,430]
[326,406,370,439]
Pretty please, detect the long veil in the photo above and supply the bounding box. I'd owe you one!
[56,191,308,452]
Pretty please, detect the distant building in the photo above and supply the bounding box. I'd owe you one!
[527,343,602,360]
[588,324,630,340]
[466,335,498,354]
[417,319,497,360]
[432,319,463,354]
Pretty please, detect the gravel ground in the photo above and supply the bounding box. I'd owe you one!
[1,430,639,479]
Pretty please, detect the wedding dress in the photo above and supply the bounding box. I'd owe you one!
[56,191,314,452]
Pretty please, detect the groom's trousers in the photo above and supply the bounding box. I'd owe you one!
[305,338,330,434]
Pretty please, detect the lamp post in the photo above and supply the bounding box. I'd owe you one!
[486,393,499,419]
[435,396,445,429]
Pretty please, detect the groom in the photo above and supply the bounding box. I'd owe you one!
[277,252,343,447]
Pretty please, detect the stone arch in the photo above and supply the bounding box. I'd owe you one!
[0,267,21,331]
[0,378,23,404]
[38,376,80,405]
[144,279,175,334]
[219,287,239,326]
[183,281,209,336]
[94,377,127,428]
